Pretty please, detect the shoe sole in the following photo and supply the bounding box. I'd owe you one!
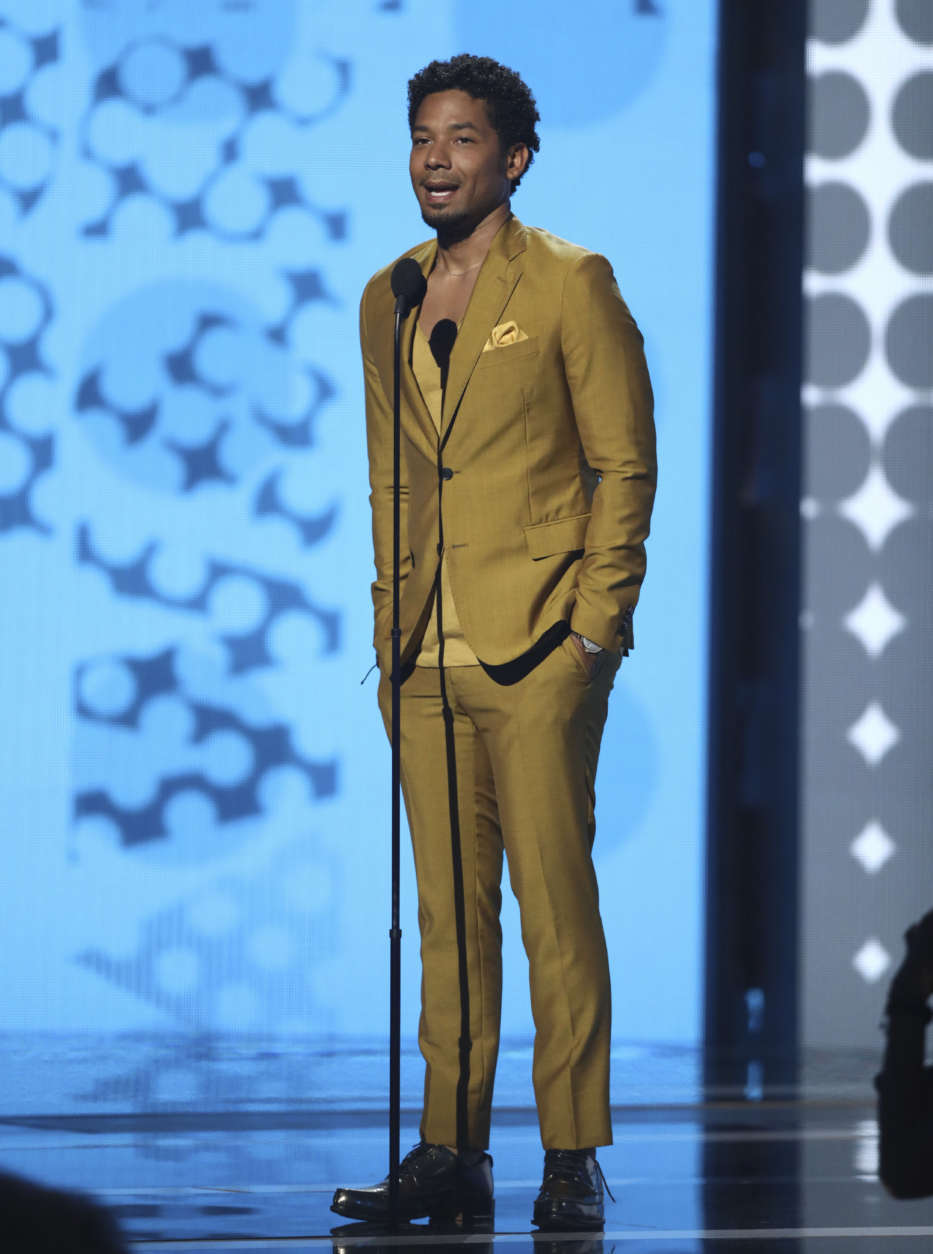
[331,1195,493,1224]
[532,1204,604,1231]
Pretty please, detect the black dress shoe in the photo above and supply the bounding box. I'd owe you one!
[330,1142,494,1223]
[532,1147,611,1231]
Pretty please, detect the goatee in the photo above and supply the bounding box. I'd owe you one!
[420,204,476,245]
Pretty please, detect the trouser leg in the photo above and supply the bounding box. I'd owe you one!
[450,637,619,1149]
[378,666,503,1150]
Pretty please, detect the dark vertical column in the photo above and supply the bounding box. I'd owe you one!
[704,0,806,1095]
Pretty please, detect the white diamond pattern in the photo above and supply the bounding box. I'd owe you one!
[802,2,930,1052]
[853,938,891,984]
[846,701,901,767]
[843,582,907,658]
[850,820,897,874]
[838,463,914,551]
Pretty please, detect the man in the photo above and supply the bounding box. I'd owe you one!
[332,54,655,1231]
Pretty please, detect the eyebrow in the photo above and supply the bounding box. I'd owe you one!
[411,121,482,134]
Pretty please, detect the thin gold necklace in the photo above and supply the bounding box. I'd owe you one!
[440,258,485,278]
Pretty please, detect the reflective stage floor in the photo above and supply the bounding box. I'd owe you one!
[1,1040,931,1251]
[4,1102,933,1252]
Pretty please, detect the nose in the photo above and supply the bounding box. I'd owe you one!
[424,142,450,169]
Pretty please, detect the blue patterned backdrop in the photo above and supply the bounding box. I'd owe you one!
[0,0,715,1057]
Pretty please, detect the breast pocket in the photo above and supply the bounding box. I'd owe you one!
[475,336,540,369]
[467,337,539,427]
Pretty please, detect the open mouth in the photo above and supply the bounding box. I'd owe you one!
[424,183,458,203]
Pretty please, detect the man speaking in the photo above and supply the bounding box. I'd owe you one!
[332,53,656,1232]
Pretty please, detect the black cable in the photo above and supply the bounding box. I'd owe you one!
[388,302,404,1220]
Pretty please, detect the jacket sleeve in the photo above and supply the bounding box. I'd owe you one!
[560,252,657,652]
[361,285,412,669]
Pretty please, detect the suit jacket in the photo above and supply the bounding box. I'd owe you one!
[361,213,656,677]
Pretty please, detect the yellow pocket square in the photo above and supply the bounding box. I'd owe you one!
[482,320,529,351]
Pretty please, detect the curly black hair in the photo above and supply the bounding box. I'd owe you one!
[407,54,541,190]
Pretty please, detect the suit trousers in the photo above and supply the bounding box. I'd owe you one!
[378,633,620,1151]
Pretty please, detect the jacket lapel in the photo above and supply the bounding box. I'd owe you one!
[399,240,438,451]
[369,239,437,452]
[441,216,527,446]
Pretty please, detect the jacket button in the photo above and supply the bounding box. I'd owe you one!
[441,466,454,480]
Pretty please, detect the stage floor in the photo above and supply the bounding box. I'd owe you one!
[2,1098,932,1251]
[0,1039,929,1250]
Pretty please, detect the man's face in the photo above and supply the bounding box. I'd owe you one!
[409,89,522,234]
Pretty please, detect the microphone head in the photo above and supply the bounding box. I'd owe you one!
[428,318,457,370]
[391,257,427,313]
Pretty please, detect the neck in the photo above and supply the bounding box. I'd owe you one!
[436,201,511,276]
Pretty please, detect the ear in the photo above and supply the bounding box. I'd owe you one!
[505,143,530,185]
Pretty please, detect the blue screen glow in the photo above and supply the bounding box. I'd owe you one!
[0,0,716,1093]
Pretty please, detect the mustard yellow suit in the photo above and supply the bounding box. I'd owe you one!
[362,214,656,1150]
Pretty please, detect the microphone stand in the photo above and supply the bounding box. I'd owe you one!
[388,293,405,1223]
[384,258,425,1222]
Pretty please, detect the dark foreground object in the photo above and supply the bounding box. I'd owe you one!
[876,909,933,1199]
[330,1140,494,1223]
[0,1170,128,1253]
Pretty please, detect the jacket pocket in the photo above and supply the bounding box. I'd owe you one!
[523,512,591,559]
[476,336,539,367]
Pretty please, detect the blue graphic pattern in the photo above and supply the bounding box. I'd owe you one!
[0,12,60,216]
[0,253,54,532]
[454,0,667,126]
[74,278,337,491]
[0,0,716,1066]
[77,0,348,241]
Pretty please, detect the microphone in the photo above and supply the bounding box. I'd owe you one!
[391,257,427,317]
[429,318,457,392]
